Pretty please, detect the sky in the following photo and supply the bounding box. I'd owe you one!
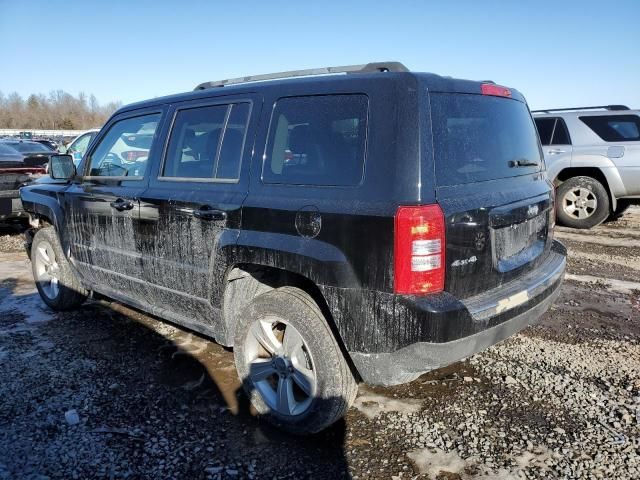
[1,0,638,110]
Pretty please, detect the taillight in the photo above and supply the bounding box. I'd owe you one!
[481,83,512,98]
[122,151,148,161]
[394,204,446,295]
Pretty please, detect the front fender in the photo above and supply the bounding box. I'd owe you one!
[19,184,68,235]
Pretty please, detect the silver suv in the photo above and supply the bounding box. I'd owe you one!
[533,105,640,229]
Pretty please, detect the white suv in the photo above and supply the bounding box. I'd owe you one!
[533,105,640,228]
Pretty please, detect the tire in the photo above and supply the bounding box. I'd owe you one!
[556,176,610,229]
[233,286,357,434]
[31,226,88,310]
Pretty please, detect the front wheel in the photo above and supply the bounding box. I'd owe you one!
[556,176,610,229]
[233,286,357,434]
[32,226,88,310]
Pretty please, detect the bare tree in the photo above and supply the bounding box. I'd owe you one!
[0,90,121,130]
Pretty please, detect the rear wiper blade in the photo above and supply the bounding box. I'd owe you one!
[509,159,539,168]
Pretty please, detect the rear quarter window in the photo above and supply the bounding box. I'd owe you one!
[579,115,640,142]
[431,93,542,186]
[263,94,368,186]
[534,118,555,145]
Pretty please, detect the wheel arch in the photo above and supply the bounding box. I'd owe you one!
[554,167,616,211]
[20,186,65,234]
[220,262,361,380]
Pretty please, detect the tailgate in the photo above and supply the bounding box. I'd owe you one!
[429,91,553,299]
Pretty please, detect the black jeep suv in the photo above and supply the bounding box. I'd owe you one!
[20,62,566,434]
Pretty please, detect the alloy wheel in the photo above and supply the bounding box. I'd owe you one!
[243,316,316,416]
[563,187,597,220]
[34,240,61,300]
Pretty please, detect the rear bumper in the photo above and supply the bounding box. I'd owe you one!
[349,241,566,386]
[0,190,26,220]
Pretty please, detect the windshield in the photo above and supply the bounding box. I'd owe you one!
[430,93,542,186]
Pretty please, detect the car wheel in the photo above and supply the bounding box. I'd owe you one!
[556,176,610,229]
[32,226,88,310]
[233,286,357,434]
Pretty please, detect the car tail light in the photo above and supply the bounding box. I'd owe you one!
[394,204,446,295]
[481,83,512,98]
[122,151,148,161]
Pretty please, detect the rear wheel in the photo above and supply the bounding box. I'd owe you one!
[233,286,357,434]
[32,226,87,310]
[556,176,610,229]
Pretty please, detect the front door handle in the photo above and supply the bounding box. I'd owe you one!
[110,198,134,211]
[547,149,566,155]
[193,205,227,221]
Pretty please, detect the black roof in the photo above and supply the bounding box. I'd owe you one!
[116,69,526,115]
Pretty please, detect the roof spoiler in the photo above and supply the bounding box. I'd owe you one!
[194,61,409,90]
[531,105,630,113]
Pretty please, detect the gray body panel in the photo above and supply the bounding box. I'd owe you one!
[534,109,640,209]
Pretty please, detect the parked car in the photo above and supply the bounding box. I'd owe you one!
[62,129,100,165]
[0,143,44,223]
[21,62,566,434]
[0,139,58,168]
[532,105,640,228]
[32,138,59,151]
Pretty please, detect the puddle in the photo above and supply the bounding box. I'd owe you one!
[565,273,640,295]
[407,445,554,480]
[555,231,640,249]
[0,254,55,327]
[352,389,423,419]
[156,330,242,413]
[568,250,640,272]
[407,448,468,478]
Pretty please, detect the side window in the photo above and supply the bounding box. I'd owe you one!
[534,118,555,145]
[88,114,160,177]
[263,94,368,186]
[68,133,92,154]
[551,118,571,145]
[162,102,250,180]
[580,115,640,142]
[217,103,250,180]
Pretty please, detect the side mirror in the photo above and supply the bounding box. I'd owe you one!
[49,154,76,180]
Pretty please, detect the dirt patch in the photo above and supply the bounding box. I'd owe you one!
[1,211,640,479]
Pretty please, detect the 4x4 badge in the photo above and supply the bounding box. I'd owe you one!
[527,204,539,218]
[451,256,477,267]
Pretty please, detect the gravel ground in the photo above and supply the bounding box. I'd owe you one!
[0,208,639,479]
[0,224,26,253]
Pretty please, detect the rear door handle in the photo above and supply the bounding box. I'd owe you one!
[547,149,566,155]
[192,206,227,221]
[110,198,134,211]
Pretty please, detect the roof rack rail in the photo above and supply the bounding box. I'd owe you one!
[531,105,630,113]
[194,61,409,90]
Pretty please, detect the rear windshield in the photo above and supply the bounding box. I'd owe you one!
[430,93,542,186]
[11,142,51,153]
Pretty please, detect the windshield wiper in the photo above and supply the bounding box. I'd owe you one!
[509,159,539,168]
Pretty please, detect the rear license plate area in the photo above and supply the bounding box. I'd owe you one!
[491,214,547,272]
